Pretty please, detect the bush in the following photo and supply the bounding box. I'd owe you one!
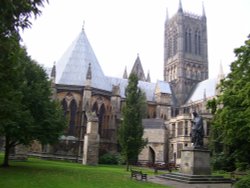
[234,176,250,188]
[99,153,124,165]
[236,162,249,171]
[211,152,235,171]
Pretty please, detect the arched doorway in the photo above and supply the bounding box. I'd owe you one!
[149,146,155,164]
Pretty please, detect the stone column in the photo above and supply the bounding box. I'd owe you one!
[82,113,100,165]
[180,147,211,175]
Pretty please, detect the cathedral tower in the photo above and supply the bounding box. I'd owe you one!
[164,1,208,106]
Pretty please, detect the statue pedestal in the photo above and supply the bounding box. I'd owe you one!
[82,115,100,165]
[157,147,232,186]
[180,147,211,175]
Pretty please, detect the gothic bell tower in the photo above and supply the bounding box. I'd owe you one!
[164,1,208,106]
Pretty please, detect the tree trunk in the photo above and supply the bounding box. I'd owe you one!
[2,135,10,167]
[126,161,130,171]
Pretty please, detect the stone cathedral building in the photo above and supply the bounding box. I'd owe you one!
[30,1,222,165]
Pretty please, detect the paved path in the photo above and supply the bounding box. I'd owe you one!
[148,176,233,188]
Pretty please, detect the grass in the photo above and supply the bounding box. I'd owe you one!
[0,154,170,188]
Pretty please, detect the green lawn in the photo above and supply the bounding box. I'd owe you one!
[0,154,170,188]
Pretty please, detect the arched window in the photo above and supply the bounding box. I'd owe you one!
[92,102,98,115]
[69,99,77,135]
[61,98,67,117]
[99,104,106,135]
[185,30,188,52]
[185,28,192,53]
[173,29,178,55]
[198,32,201,55]
[168,37,172,57]
[188,29,192,53]
[194,30,201,55]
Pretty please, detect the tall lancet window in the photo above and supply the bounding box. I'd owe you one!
[69,99,77,135]
[195,30,201,55]
[173,29,178,55]
[168,36,173,57]
[61,98,67,117]
[99,104,106,136]
[185,28,192,53]
[188,29,192,53]
[198,32,201,55]
[185,30,188,52]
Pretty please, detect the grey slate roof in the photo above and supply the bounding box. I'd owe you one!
[55,28,172,102]
[156,80,171,94]
[108,77,171,102]
[186,78,217,104]
[56,29,111,91]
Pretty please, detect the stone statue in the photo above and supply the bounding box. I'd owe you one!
[190,111,204,147]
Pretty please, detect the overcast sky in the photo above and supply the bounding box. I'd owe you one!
[21,0,250,82]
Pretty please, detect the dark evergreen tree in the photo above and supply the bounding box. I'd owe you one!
[208,35,250,171]
[118,73,147,171]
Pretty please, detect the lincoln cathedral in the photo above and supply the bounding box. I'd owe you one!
[30,1,223,165]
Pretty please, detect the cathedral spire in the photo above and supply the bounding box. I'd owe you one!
[123,66,128,79]
[146,70,151,82]
[130,54,146,81]
[178,0,183,13]
[165,7,169,24]
[51,61,56,79]
[217,61,225,82]
[202,1,206,18]
[82,20,85,31]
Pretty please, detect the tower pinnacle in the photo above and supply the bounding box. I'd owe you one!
[86,63,92,80]
[165,8,169,24]
[178,0,183,13]
[202,1,206,18]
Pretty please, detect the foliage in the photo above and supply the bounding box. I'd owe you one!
[99,153,125,165]
[234,175,250,188]
[208,34,250,171]
[0,0,65,167]
[0,155,169,188]
[118,74,147,170]
[0,47,66,167]
[211,152,235,171]
[0,0,47,38]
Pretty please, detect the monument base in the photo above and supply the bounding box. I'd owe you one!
[157,147,232,186]
[180,147,211,175]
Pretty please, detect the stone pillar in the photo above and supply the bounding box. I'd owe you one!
[180,147,211,175]
[82,113,100,165]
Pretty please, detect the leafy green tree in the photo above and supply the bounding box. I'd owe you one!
[0,0,66,167]
[1,47,66,167]
[0,0,47,38]
[208,35,250,171]
[118,74,147,171]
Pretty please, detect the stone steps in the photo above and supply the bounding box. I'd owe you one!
[157,173,232,184]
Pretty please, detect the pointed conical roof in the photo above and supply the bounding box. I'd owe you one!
[130,54,146,81]
[56,28,111,91]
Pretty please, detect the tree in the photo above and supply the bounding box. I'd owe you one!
[0,47,66,167]
[118,73,147,171]
[0,0,47,39]
[208,35,250,171]
[0,0,63,167]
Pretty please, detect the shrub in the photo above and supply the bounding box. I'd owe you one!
[211,152,235,171]
[234,175,250,188]
[99,153,124,165]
